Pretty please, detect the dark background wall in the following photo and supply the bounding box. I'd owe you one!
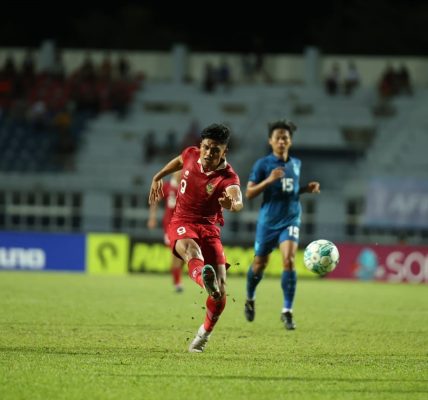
[2,0,428,55]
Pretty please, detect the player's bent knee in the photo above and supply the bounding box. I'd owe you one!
[283,258,295,271]
[253,263,267,274]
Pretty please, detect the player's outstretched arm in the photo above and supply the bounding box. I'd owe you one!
[219,185,243,212]
[245,167,285,199]
[147,203,158,229]
[148,156,183,205]
[148,179,164,205]
[299,181,321,195]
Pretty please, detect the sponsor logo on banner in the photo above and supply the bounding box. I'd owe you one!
[328,243,428,283]
[86,233,129,275]
[0,232,85,271]
[364,177,428,229]
[0,247,46,269]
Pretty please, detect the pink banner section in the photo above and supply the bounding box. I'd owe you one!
[328,243,428,283]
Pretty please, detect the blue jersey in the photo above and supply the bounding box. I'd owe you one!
[249,153,302,229]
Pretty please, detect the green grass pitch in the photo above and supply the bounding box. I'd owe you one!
[0,271,427,400]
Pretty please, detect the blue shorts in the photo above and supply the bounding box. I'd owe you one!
[254,223,300,257]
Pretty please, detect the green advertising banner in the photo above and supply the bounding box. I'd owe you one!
[129,240,314,278]
[86,233,130,275]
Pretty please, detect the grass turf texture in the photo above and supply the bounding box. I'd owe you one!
[0,272,427,400]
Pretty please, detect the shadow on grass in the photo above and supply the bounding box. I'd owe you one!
[109,372,428,383]
[0,346,172,356]
[99,373,428,391]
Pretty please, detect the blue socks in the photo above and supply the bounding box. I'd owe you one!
[247,267,297,309]
[281,270,297,310]
[246,265,264,300]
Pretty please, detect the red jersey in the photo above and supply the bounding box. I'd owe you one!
[161,178,178,231]
[171,147,240,226]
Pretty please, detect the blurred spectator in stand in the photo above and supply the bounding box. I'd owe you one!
[325,62,341,95]
[111,78,130,119]
[97,53,113,112]
[344,61,360,96]
[378,64,398,99]
[396,64,412,95]
[0,54,18,110]
[17,49,35,98]
[27,100,49,133]
[80,53,96,82]
[217,59,232,92]
[241,52,255,83]
[71,54,98,116]
[100,52,113,81]
[53,108,76,171]
[112,54,133,118]
[181,119,200,149]
[11,50,31,100]
[51,49,66,81]
[117,53,130,79]
[8,49,35,101]
[143,129,158,162]
[1,53,18,79]
[21,49,36,79]
[163,128,178,156]
[202,62,216,93]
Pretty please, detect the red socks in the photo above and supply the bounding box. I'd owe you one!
[204,295,226,332]
[188,258,204,288]
[171,265,181,286]
[188,258,227,332]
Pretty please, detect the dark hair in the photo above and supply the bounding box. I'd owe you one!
[200,123,231,145]
[268,119,297,138]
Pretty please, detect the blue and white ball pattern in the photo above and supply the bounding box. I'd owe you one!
[303,239,339,275]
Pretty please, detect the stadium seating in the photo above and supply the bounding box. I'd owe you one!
[1,67,427,245]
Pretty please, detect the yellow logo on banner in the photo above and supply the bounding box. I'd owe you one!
[86,234,129,275]
[129,241,313,278]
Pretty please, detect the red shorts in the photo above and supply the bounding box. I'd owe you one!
[167,221,226,266]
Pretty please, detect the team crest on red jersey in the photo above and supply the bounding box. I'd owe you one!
[206,182,215,195]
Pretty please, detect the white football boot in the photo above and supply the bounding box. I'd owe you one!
[188,324,211,353]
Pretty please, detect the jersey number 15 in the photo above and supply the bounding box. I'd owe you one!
[281,177,294,192]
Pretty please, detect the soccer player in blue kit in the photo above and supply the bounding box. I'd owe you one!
[244,119,320,330]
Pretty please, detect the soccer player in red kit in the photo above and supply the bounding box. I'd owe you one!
[148,123,243,352]
[147,170,185,292]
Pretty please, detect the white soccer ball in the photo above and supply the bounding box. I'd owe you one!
[303,239,339,276]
